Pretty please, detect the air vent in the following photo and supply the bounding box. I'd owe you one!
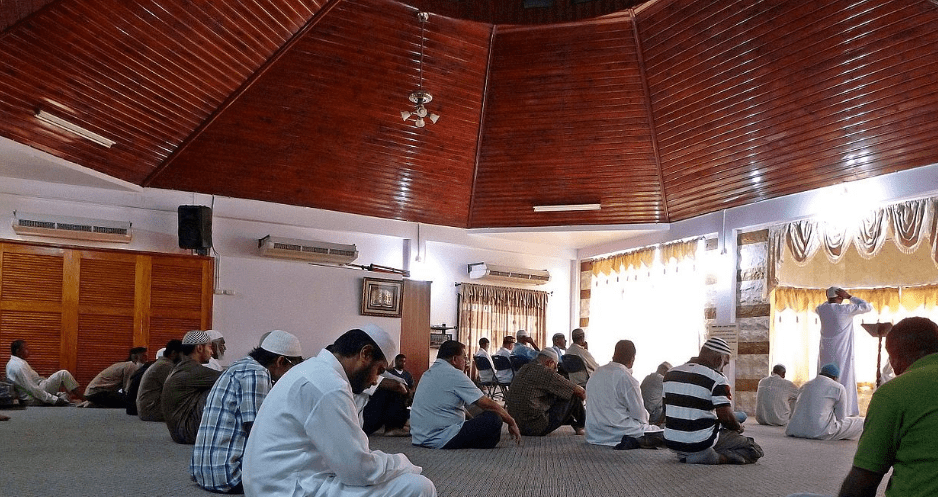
[12,212,132,243]
[259,235,359,265]
[467,262,551,285]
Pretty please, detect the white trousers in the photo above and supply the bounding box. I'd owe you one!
[39,370,79,395]
[312,473,436,497]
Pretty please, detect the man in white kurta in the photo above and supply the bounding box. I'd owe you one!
[5,339,82,405]
[816,286,872,416]
[755,364,799,426]
[785,363,863,440]
[242,325,435,497]
[565,328,599,386]
[585,340,663,447]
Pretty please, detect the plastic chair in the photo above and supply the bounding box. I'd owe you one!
[509,354,531,372]
[561,354,589,386]
[492,354,514,388]
[473,355,499,399]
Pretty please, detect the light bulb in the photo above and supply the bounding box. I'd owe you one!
[401,111,412,121]
[415,118,425,128]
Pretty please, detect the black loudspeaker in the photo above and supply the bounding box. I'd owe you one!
[178,205,212,252]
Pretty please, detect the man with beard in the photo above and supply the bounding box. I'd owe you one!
[242,325,436,497]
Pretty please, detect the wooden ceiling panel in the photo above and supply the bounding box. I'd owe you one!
[149,0,491,227]
[3,0,938,230]
[470,15,666,227]
[0,0,318,183]
[640,0,938,221]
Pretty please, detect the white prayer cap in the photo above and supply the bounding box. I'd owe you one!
[205,329,224,341]
[359,324,396,360]
[260,330,303,357]
[538,347,559,363]
[516,329,529,338]
[826,286,843,299]
[156,348,166,359]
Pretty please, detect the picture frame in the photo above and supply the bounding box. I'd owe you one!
[361,277,404,318]
[429,332,453,348]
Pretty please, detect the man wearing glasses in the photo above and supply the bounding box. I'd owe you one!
[411,340,521,449]
[191,330,304,494]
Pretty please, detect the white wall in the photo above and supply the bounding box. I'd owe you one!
[0,177,573,363]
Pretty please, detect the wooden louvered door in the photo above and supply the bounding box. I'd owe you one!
[0,245,67,379]
[0,240,213,388]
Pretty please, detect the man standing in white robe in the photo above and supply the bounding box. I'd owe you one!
[786,363,864,440]
[242,325,436,497]
[816,286,872,416]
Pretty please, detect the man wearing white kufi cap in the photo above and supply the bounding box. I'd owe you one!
[204,329,227,371]
[243,325,436,497]
[192,330,304,493]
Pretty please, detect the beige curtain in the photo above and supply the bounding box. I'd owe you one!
[457,283,548,379]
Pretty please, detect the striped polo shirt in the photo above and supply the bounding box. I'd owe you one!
[662,361,731,453]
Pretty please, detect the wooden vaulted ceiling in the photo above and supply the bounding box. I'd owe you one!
[2,0,938,229]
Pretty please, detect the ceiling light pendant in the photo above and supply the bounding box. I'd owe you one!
[401,12,439,128]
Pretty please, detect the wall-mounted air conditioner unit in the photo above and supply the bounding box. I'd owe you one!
[258,235,359,265]
[12,212,132,243]
[467,262,550,285]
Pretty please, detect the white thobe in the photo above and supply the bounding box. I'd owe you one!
[755,374,799,426]
[242,349,435,497]
[5,355,78,404]
[816,297,872,416]
[585,362,662,446]
[785,375,864,440]
[493,348,514,384]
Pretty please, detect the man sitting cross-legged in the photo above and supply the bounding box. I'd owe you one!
[411,340,521,449]
[191,330,303,494]
[505,347,586,436]
[83,347,147,408]
[136,340,183,421]
[586,340,664,449]
[786,363,863,441]
[755,364,799,426]
[663,337,763,465]
[242,325,436,497]
[162,330,222,444]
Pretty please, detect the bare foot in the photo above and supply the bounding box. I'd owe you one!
[0,413,10,421]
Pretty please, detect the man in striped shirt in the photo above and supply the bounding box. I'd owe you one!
[662,337,763,465]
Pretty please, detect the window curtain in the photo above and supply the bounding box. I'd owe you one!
[588,238,707,376]
[457,283,548,379]
[768,198,938,292]
[771,285,938,385]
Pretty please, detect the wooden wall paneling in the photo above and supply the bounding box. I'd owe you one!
[201,258,214,329]
[134,255,152,350]
[148,256,214,350]
[74,250,139,386]
[400,279,432,383]
[0,243,65,377]
[60,251,79,374]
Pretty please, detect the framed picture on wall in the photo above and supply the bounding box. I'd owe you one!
[361,277,404,318]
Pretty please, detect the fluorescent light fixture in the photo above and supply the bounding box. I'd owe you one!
[35,110,115,148]
[532,203,601,213]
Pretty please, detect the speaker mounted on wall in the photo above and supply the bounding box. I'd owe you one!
[178,205,212,255]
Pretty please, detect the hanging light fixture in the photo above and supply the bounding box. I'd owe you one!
[400,12,439,128]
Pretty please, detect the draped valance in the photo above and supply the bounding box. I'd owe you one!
[773,285,936,313]
[591,238,703,276]
[458,282,549,309]
[768,198,938,292]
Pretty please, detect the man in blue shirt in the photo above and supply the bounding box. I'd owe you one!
[411,340,521,449]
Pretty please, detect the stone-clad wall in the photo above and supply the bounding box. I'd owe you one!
[579,260,592,329]
[734,229,771,414]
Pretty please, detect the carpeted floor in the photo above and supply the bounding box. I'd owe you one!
[0,407,887,497]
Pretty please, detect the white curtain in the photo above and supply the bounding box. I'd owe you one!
[588,239,707,377]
